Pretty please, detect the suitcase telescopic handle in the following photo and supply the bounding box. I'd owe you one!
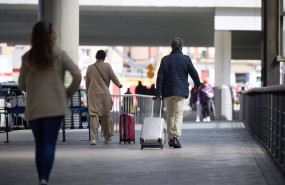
[119,88,122,114]
[151,97,163,118]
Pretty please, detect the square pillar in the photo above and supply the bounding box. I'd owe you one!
[38,0,79,65]
[261,0,279,86]
[38,0,79,86]
[214,30,232,87]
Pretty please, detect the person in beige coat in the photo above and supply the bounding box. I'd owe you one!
[18,21,81,185]
[86,50,122,145]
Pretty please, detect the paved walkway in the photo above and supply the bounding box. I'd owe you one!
[0,121,284,185]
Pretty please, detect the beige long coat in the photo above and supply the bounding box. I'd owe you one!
[18,47,82,120]
[85,60,121,116]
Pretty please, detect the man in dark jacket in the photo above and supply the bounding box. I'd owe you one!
[155,37,200,148]
[189,86,197,110]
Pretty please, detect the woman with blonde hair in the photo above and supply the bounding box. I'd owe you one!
[18,21,81,185]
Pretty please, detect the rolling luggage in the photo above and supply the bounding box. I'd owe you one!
[119,113,135,143]
[140,98,166,149]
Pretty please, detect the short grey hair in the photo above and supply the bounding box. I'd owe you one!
[171,37,184,51]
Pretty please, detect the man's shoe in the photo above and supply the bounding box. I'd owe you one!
[168,139,174,147]
[172,137,182,148]
[90,139,96,145]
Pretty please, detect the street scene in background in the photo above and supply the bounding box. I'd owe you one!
[0,0,285,185]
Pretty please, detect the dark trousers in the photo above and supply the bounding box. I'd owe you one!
[29,116,63,181]
[201,102,210,118]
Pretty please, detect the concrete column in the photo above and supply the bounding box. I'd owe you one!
[38,0,79,85]
[214,31,231,86]
[261,0,279,86]
[38,0,79,65]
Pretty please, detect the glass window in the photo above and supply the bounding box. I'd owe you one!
[201,70,209,81]
[82,49,90,57]
[201,50,207,59]
[256,77,261,82]
[235,73,247,83]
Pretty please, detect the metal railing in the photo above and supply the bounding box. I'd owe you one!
[239,85,285,171]
[0,89,26,142]
[111,94,165,132]
[0,89,89,142]
[0,89,165,142]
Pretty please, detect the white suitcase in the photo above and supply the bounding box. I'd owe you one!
[140,99,166,149]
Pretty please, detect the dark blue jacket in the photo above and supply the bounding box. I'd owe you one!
[155,50,200,99]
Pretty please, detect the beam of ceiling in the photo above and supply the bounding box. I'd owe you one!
[0,4,261,59]
[0,4,215,46]
[232,31,261,60]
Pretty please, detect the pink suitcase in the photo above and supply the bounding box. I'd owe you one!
[119,114,135,143]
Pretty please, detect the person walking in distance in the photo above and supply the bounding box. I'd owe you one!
[86,50,122,145]
[197,78,214,122]
[190,85,202,122]
[18,21,82,185]
[155,37,201,148]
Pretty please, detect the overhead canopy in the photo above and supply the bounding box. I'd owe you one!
[0,4,261,59]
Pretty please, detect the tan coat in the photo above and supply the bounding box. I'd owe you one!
[18,47,82,120]
[86,60,121,116]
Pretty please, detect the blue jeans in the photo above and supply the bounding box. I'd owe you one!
[29,116,63,181]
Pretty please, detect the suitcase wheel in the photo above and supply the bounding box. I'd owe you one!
[141,146,143,150]
[161,145,163,149]
[158,138,162,144]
